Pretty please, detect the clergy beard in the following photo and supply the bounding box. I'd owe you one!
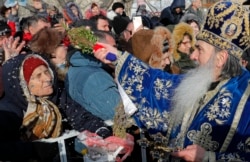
[171,56,215,125]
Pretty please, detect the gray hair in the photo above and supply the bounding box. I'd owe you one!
[214,47,242,80]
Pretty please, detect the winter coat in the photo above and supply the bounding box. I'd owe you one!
[0,53,111,161]
[66,51,121,121]
[160,0,185,26]
[63,2,83,25]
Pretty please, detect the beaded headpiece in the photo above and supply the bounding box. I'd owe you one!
[196,1,250,59]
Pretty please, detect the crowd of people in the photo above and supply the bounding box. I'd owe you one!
[0,0,250,161]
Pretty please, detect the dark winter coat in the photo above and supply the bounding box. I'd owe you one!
[0,53,111,161]
[160,0,185,26]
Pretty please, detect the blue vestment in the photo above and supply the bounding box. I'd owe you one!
[116,52,250,161]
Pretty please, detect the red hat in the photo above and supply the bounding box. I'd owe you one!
[23,56,47,84]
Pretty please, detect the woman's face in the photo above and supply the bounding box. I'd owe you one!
[91,6,100,16]
[178,35,192,55]
[189,22,200,36]
[28,65,53,97]
[70,6,79,16]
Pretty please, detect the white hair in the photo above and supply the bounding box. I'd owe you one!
[170,53,216,126]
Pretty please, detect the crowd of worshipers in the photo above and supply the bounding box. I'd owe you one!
[0,0,250,161]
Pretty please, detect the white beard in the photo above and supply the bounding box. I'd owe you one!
[171,58,215,125]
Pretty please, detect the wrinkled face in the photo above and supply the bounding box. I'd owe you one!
[28,65,53,97]
[97,19,110,31]
[51,44,68,66]
[91,6,100,16]
[178,35,192,55]
[70,6,79,16]
[190,40,214,66]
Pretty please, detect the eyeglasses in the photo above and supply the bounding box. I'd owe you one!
[181,41,191,45]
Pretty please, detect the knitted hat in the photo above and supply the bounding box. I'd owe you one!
[23,56,48,84]
[0,20,11,36]
[112,2,124,11]
[196,1,250,59]
[112,16,131,35]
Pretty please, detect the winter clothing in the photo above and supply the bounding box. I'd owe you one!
[172,51,197,74]
[66,51,121,121]
[160,0,185,26]
[185,4,204,24]
[112,15,131,35]
[172,22,196,73]
[172,22,195,61]
[180,13,202,29]
[63,1,83,25]
[131,26,173,69]
[84,3,107,20]
[0,53,111,161]
[112,2,125,11]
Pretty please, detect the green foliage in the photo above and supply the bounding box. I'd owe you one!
[67,27,97,54]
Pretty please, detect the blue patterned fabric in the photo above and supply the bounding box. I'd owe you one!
[116,52,183,134]
[116,52,250,160]
[196,1,250,59]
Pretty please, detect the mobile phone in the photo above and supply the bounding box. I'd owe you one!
[133,16,143,32]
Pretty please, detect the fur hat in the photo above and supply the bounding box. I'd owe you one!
[29,28,63,57]
[23,56,48,84]
[112,2,124,11]
[196,1,250,59]
[132,26,173,69]
[172,22,194,61]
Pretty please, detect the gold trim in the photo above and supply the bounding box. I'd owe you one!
[115,51,130,78]
[220,81,250,152]
[196,29,243,59]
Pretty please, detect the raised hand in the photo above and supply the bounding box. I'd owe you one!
[3,36,25,61]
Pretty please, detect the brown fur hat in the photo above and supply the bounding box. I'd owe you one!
[29,27,63,57]
[132,26,172,69]
[132,29,154,63]
[172,22,195,61]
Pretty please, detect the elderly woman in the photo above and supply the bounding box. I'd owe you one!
[0,53,111,161]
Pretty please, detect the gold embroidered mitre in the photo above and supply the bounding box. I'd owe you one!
[196,1,250,59]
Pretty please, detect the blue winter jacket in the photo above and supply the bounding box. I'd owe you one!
[66,51,121,121]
